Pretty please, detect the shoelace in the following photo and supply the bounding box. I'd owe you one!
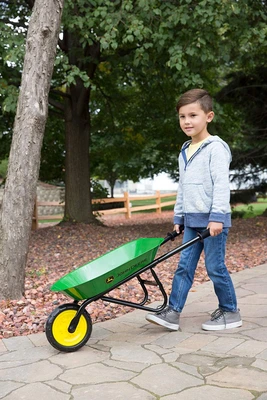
[210,308,226,323]
[158,307,173,317]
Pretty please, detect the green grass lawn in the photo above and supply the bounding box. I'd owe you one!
[231,197,267,218]
[131,196,176,213]
[131,196,267,217]
[39,218,63,224]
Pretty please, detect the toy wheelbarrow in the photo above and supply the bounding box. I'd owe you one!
[45,228,210,352]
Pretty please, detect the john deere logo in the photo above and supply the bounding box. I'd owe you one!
[106,276,114,284]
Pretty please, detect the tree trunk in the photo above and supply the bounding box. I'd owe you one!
[0,0,64,300]
[108,180,116,198]
[61,35,101,223]
[64,80,96,223]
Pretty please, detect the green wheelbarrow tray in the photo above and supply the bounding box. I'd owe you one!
[51,237,164,301]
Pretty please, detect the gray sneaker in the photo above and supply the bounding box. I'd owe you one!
[146,306,180,331]
[202,308,242,331]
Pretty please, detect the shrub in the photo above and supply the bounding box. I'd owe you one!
[231,208,246,219]
[91,180,109,199]
[230,189,257,205]
[91,180,123,211]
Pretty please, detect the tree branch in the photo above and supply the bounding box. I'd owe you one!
[48,97,64,112]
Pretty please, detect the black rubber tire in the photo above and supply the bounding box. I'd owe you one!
[45,303,92,352]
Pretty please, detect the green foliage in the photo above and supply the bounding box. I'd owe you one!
[217,66,267,186]
[0,159,8,179]
[39,118,65,183]
[90,58,181,187]
[214,1,267,186]
[1,0,267,190]
[0,1,27,113]
[91,180,109,199]
[231,208,246,219]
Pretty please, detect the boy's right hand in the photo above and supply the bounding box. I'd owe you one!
[207,221,223,236]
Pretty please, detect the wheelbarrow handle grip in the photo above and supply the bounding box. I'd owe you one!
[173,224,184,237]
[168,224,184,239]
[161,225,184,245]
[168,231,179,240]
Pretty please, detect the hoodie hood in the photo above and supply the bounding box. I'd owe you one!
[181,135,232,163]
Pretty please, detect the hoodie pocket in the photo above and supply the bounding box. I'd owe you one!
[183,183,211,213]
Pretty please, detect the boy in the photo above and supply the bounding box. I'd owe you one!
[146,88,242,331]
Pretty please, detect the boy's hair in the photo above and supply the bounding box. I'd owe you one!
[176,89,213,113]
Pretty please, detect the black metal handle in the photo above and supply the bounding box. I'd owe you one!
[198,228,210,241]
[161,225,184,246]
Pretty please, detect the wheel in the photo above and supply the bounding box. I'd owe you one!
[45,303,92,352]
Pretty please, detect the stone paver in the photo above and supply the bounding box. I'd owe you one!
[72,382,156,400]
[132,363,204,397]
[201,336,245,354]
[2,382,69,400]
[163,385,254,400]
[0,263,267,399]
[206,365,267,391]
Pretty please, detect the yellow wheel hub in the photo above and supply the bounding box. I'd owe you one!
[52,309,88,347]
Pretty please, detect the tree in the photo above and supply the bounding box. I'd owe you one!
[0,1,240,218]
[90,62,182,194]
[1,0,267,221]
[0,0,64,299]
[217,69,267,188]
[215,0,267,187]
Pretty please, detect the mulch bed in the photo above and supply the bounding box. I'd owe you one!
[0,212,266,339]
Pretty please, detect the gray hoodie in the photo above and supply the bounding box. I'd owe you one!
[174,135,232,228]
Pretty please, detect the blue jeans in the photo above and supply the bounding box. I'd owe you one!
[169,226,237,313]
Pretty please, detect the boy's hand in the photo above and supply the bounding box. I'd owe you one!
[207,222,223,236]
[174,224,180,234]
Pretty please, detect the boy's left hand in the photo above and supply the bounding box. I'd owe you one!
[207,222,223,236]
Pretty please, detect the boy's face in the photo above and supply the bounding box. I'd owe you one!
[178,102,214,143]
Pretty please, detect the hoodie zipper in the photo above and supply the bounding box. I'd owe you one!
[182,143,207,171]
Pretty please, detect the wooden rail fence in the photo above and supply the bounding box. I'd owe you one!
[32,191,176,229]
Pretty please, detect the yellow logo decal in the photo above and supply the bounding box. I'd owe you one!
[106,276,114,284]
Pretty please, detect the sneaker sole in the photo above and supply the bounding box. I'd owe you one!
[202,320,242,331]
[146,314,179,331]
